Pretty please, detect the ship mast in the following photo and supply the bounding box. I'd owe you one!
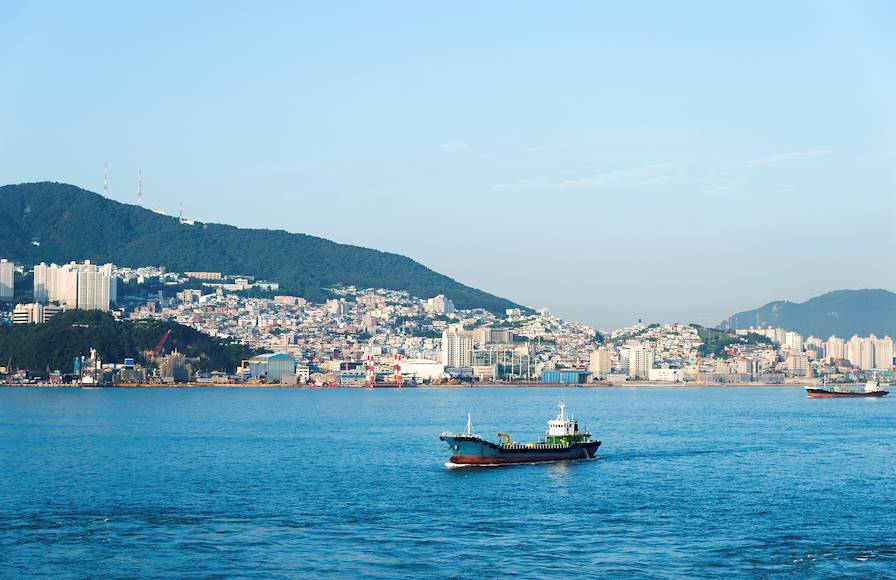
[465,413,473,436]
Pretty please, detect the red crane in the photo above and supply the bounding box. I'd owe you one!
[150,329,173,358]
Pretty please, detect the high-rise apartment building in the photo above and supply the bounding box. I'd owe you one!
[0,259,13,301]
[441,326,473,368]
[873,336,894,370]
[847,335,876,370]
[33,261,117,311]
[588,346,612,379]
[825,336,845,362]
[627,345,655,379]
[784,332,803,352]
[426,294,455,315]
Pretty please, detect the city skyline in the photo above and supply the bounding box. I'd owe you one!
[2,1,895,328]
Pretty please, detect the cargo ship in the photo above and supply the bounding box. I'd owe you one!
[440,401,601,465]
[806,377,890,398]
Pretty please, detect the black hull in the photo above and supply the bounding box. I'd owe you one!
[806,388,889,398]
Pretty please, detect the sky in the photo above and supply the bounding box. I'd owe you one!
[1,1,894,329]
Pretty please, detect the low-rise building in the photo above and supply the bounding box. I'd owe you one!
[540,369,591,384]
[246,353,297,384]
[648,368,684,382]
[13,303,63,324]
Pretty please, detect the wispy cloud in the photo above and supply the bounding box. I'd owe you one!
[745,150,831,166]
[699,185,733,194]
[488,178,537,193]
[555,163,679,188]
[439,140,469,153]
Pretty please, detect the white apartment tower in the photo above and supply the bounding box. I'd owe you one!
[426,294,455,315]
[873,336,894,370]
[0,259,13,301]
[628,345,656,379]
[784,332,803,352]
[825,336,845,362]
[78,267,111,310]
[846,335,876,370]
[441,326,473,368]
[33,261,117,311]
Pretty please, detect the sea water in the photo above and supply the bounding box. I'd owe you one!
[1,386,893,577]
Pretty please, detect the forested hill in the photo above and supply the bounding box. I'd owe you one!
[0,182,524,312]
[723,289,896,338]
[0,310,252,373]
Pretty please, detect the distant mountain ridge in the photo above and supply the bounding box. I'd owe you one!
[0,182,524,312]
[723,289,896,338]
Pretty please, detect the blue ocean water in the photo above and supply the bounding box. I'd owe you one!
[1,386,894,578]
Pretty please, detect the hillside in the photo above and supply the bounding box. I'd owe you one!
[723,289,896,338]
[0,182,523,313]
[692,325,773,358]
[0,310,252,373]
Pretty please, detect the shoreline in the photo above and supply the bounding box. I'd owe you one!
[1,382,810,389]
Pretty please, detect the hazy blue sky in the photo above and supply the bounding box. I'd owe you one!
[2,1,894,329]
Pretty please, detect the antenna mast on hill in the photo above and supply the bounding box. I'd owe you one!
[137,170,143,206]
[103,161,109,197]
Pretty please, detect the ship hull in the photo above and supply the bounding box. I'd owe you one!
[440,435,600,465]
[365,382,412,388]
[806,388,889,398]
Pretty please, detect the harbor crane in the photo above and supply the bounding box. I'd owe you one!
[148,329,173,359]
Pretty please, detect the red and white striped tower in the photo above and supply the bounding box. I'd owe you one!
[392,354,403,385]
[366,355,376,384]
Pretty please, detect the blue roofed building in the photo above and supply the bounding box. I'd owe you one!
[540,369,591,385]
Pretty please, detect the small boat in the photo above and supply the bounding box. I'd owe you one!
[806,375,889,398]
[440,401,601,465]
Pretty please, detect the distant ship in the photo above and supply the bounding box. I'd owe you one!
[440,401,601,465]
[806,376,889,398]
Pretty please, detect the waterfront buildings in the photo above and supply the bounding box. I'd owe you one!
[7,255,891,386]
[0,259,13,301]
[401,358,445,381]
[540,369,591,384]
[648,368,684,382]
[588,346,612,379]
[158,350,191,383]
[246,353,297,384]
[626,345,656,379]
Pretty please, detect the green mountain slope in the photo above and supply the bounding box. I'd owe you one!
[0,182,523,312]
[0,310,252,373]
[723,289,896,338]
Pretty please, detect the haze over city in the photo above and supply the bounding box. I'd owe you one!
[2,1,894,328]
